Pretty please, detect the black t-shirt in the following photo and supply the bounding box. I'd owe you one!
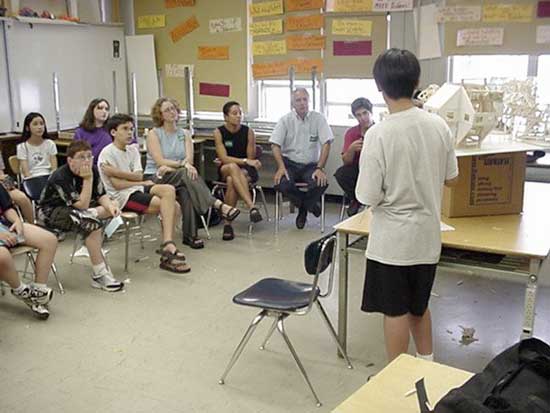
[218,125,249,158]
[40,164,105,209]
[0,184,14,216]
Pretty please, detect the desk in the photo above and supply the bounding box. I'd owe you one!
[333,354,473,412]
[334,182,550,354]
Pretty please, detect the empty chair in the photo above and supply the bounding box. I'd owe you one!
[219,233,352,407]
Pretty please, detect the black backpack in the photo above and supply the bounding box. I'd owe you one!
[434,338,550,413]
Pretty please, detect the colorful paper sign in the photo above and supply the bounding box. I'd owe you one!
[165,0,195,8]
[137,15,166,29]
[436,6,481,23]
[292,58,323,73]
[252,40,287,56]
[209,17,242,34]
[287,35,325,50]
[286,14,324,31]
[199,82,230,97]
[372,0,413,12]
[198,46,229,60]
[170,16,200,43]
[165,64,191,78]
[285,0,324,11]
[457,28,504,47]
[482,4,533,23]
[538,1,550,18]
[331,19,372,36]
[250,19,283,36]
[327,0,372,12]
[252,58,323,78]
[333,40,372,56]
[536,25,550,44]
[249,0,284,17]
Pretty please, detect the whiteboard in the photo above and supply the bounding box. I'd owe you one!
[0,22,12,133]
[5,20,128,132]
[125,35,159,116]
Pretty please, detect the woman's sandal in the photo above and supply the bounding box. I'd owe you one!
[183,236,205,249]
[249,207,263,223]
[222,224,234,241]
[220,205,241,222]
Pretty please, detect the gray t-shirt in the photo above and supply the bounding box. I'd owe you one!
[269,111,334,164]
[16,140,57,178]
[98,143,144,208]
[356,107,458,265]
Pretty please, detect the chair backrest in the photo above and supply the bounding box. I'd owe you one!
[303,233,337,310]
[8,155,22,186]
[22,175,50,201]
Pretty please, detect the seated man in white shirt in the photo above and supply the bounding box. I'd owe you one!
[98,114,190,274]
[269,88,334,229]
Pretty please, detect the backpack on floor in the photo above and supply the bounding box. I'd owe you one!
[434,338,550,413]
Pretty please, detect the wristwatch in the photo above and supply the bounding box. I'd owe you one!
[315,166,324,171]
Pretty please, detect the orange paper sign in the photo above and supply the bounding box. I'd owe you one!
[170,16,200,43]
[252,58,324,78]
[198,46,229,60]
[286,14,324,31]
[285,0,324,12]
[287,35,325,50]
[165,0,195,8]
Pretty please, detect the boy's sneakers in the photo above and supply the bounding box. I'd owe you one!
[11,285,53,320]
[91,268,124,292]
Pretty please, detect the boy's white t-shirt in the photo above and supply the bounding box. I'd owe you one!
[97,143,144,208]
[16,140,57,178]
[356,107,458,266]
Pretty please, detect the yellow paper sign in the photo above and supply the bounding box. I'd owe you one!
[330,0,372,12]
[137,15,166,29]
[287,35,325,50]
[286,14,324,31]
[332,19,372,36]
[198,46,230,60]
[285,0,324,12]
[291,58,323,73]
[249,0,284,17]
[170,16,200,43]
[483,4,533,23]
[250,19,283,36]
[253,40,287,56]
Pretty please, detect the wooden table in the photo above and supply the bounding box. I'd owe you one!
[334,182,550,354]
[333,354,473,412]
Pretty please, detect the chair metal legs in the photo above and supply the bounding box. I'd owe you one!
[256,186,270,222]
[259,318,278,350]
[315,301,353,369]
[321,193,325,233]
[49,263,64,294]
[219,310,267,385]
[275,191,325,233]
[276,315,322,407]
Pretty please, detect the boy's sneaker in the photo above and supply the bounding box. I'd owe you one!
[91,269,124,292]
[30,285,54,305]
[11,286,51,320]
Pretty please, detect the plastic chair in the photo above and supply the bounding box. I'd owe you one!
[218,233,353,407]
[8,156,49,223]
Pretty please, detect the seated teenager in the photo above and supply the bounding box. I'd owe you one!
[213,101,262,241]
[0,184,57,319]
[0,151,34,223]
[98,114,191,274]
[16,112,58,180]
[145,97,240,249]
[39,140,125,292]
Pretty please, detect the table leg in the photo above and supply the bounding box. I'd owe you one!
[521,258,541,339]
[338,231,349,357]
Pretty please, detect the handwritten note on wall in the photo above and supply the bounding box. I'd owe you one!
[332,19,372,36]
[252,58,323,78]
[170,16,200,43]
[286,14,324,31]
[536,26,550,44]
[253,40,287,56]
[285,0,324,11]
[165,0,195,8]
[436,6,481,23]
[209,17,242,34]
[457,28,504,47]
[249,0,284,17]
[372,0,413,12]
[482,4,533,23]
[327,0,372,12]
[198,46,229,60]
[137,15,166,29]
[250,19,284,36]
[287,35,325,50]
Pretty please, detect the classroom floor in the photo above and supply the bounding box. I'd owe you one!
[1,200,549,413]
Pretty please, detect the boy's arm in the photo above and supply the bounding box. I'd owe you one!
[355,138,384,208]
[110,176,151,190]
[100,162,143,181]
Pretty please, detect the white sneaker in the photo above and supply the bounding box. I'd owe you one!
[91,268,124,292]
[72,246,110,258]
[11,286,51,319]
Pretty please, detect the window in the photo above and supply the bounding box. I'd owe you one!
[450,55,529,85]
[325,78,385,126]
[257,80,320,121]
[537,55,550,105]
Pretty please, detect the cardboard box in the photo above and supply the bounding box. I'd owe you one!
[442,151,526,217]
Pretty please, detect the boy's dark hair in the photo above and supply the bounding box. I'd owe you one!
[67,140,92,159]
[105,114,134,137]
[351,97,373,115]
[222,101,241,116]
[373,48,420,100]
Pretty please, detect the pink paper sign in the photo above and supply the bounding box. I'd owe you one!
[538,1,550,18]
[333,40,372,56]
[199,82,230,97]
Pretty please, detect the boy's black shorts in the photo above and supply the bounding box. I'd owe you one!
[361,259,436,317]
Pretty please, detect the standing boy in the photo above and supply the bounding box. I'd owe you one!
[98,114,190,274]
[356,49,459,362]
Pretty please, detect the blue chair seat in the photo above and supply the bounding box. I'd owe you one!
[233,278,320,312]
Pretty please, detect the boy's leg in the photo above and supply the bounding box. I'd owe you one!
[384,315,411,362]
[85,228,105,266]
[21,223,57,284]
[0,246,21,288]
[408,264,437,357]
[334,164,359,203]
[409,309,433,356]
[10,189,34,223]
